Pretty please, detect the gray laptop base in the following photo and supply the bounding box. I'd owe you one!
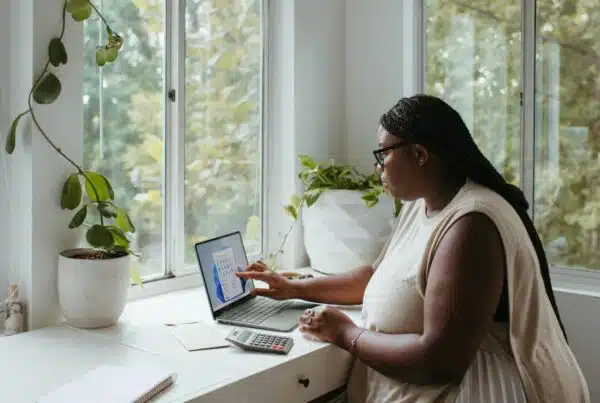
[217,298,319,332]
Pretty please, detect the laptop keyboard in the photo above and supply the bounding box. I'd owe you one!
[220,298,294,324]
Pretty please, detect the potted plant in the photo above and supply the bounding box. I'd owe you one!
[4,0,141,328]
[267,155,401,275]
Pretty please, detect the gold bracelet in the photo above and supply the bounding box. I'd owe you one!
[350,328,366,355]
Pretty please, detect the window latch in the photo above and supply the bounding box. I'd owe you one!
[168,89,176,102]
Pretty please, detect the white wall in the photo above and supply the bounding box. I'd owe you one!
[345,0,404,171]
[556,291,600,401]
[6,0,84,330]
[266,0,345,270]
[294,0,346,164]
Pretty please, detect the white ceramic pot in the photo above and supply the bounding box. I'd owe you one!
[302,189,395,275]
[58,248,131,328]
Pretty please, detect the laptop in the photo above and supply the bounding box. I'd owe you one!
[194,231,318,332]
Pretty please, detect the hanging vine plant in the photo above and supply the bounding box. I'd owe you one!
[3,0,141,284]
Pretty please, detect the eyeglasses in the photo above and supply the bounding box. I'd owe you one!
[373,142,409,167]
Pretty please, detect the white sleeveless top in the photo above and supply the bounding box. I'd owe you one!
[346,180,589,403]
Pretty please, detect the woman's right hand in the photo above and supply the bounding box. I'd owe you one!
[235,261,301,300]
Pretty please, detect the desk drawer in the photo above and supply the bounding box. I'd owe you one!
[197,346,353,403]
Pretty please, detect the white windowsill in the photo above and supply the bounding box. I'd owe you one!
[128,272,204,301]
[550,266,600,298]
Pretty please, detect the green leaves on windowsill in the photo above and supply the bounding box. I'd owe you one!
[283,154,402,222]
[60,171,136,254]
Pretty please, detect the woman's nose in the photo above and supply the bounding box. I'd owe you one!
[374,162,383,174]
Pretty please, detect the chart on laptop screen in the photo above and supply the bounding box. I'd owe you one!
[213,247,244,301]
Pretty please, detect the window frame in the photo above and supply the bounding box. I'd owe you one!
[417,0,600,294]
[120,0,270,296]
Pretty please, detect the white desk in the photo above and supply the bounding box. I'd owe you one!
[0,287,361,402]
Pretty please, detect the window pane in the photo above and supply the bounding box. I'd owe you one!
[534,1,600,270]
[184,0,263,267]
[425,0,522,185]
[84,1,166,278]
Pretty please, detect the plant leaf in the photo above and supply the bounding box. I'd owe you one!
[5,111,28,154]
[49,38,68,67]
[298,154,317,169]
[60,174,82,210]
[66,0,90,12]
[82,171,113,202]
[304,189,322,207]
[283,205,298,220]
[290,194,303,210]
[105,46,119,62]
[33,73,62,105]
[96,47,107,67]
[394,199,403,217]
[86,224,114,248]
[362,196,378,208]
[108,32,124,50]
[68,205,87,229]
[70,3,92,21]
[98,202,117,218]
[130,265,143,287]
[108,225,129,248]
[115,207,135,233]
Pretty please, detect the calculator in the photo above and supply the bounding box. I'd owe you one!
[226,328,294,354]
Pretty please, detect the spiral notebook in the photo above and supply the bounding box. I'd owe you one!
[37,364,177,403]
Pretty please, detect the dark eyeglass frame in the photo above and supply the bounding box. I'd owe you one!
[373,142,410,167]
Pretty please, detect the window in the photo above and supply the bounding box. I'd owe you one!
[425,0,522,185]
[533,0,600,271]
[425,0,600,272]
[84,0,265,280]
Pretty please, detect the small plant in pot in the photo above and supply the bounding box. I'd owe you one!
[57,167,140,329]
[4,0,141,328]
[267,155,402,276]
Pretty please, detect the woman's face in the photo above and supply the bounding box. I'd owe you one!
[376,125,427,201]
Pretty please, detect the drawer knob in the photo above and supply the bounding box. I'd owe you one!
[298,377,310,388]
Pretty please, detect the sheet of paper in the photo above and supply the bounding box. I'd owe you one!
[213,247,244,301]
[169,322,230,351]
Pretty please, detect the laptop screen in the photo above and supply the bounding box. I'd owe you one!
[195,231,255,313]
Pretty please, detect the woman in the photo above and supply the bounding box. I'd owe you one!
[236,94,590,402]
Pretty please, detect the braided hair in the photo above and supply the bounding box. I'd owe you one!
[380,93,568,341]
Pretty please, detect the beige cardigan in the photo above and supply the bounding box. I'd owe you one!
[416,182,590,402]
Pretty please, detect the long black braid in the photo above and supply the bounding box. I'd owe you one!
[380,94,568,341]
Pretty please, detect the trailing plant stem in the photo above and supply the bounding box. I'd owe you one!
[24,0,104,225]
[89,2,113,33]
[26,98,105,226]
[270,201,304,271]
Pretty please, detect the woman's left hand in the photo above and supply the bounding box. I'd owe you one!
[299,306,357,346]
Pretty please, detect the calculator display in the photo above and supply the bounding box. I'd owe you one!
[238,331,251,342]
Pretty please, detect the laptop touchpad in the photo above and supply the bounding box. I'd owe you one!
[261,309,302,332]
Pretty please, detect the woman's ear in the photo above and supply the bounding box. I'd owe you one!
[412,145,429,166]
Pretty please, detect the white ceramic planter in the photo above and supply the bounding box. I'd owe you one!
[302,189,395,275]
[58,248,131,328]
